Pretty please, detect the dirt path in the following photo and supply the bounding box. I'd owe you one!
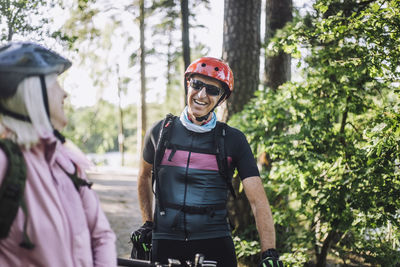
[87,167,142,259]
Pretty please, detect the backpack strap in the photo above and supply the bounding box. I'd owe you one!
[0,139,92,250]
[152,113,175,215]
[57,162,93,191]
[0,139,35,249]
[215,122,236,199]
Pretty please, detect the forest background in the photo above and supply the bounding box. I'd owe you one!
[1,0,399,266]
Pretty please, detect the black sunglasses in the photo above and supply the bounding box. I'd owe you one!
[189,79,222,96]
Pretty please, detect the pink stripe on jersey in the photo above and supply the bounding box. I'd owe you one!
[161,149,232,171]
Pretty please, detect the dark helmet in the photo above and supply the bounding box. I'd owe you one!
[0,42,72,98]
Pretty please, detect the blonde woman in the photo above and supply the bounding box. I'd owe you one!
[0,42,116,267]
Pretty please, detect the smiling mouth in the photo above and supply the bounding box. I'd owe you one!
[194,99,207,106]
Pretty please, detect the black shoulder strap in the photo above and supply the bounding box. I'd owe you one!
[57,162,93,191]
[152,113,176,215]
[0,139,35,249]
[215,122,236,199]
[154,113,175,169]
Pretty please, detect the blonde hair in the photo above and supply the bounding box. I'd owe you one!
[0,75,57,148]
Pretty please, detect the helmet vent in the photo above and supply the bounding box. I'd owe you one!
[201,63,206,67]
[214,67,219,71]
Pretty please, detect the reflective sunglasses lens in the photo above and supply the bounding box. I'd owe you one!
[190,79,204,90]
[190,79,221,96]
[205,85,221,96]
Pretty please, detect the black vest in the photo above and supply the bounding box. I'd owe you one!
[153,118,232,241]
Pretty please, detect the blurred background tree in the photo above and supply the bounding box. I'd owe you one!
[0,0,56,41]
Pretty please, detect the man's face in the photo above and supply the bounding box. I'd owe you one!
[186,74,224,123]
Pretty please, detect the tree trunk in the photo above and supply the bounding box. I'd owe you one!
[264,0,292,90]
[181,0,190,104]
[8,24,13,41]
[220,0,261,123]
[117,65,125,166]
[316,230,336,267]
[137,0,147,154]
[5,0,13,41]
[166,29,173,105]
[221,0,261,234]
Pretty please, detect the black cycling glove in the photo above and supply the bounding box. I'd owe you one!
[258,248,284,267]
[130,221,153,260]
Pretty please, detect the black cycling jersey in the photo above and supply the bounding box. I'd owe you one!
[142,117,259,266]
[143,118,260,181]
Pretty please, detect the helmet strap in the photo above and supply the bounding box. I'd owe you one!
[40,75,50,119]
[0,76,50,124]
[0,105,31,122]
[195,113,210,122]
[40,75,65,143]
[53,129,66,143]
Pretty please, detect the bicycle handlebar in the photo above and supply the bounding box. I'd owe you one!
[117,254,217,267]
[118,258,157,267]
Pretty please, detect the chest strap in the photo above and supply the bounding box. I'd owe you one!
[165,202,226,214]
[165,202,226,230]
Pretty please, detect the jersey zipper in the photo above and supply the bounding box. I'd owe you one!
[183,135,194,241]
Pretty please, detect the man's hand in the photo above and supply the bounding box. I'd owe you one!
[131,221,153,244]
[130,221,153,260]
[258,249,284,267]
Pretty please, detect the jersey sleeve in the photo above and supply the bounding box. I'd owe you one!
[142,120,163,164]
[228,127,260,180]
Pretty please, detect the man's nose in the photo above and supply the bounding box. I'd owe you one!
[197,87,207,97]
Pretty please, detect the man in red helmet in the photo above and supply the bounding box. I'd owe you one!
[132,57,283,267]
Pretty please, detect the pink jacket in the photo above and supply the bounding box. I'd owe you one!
[0,133,116,267]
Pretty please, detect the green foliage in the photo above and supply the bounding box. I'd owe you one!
[0,0,56,41]
[63,99,167,155]
[63,99,122,154]
[233,236,260,259]
[232,0,400,265]
[280,248,310,267]
[61,0,101,45]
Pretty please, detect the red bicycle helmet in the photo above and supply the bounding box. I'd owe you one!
[185,57,234,99]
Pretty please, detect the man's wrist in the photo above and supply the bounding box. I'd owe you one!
[143,221,153,227]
